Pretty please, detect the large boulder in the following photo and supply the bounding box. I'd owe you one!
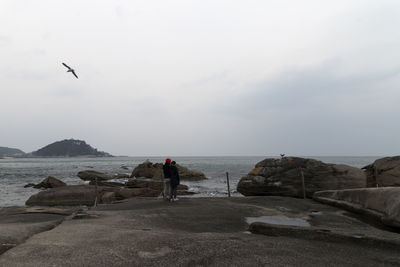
[130,161,163,179]
[178,165,207,181]
[25,185,119,206]
[313,187,400,228]
[33,176,67,189]
[237,157,366,198]
[130,161,207,181]
[116,188,161,199]
[362,156,400,187]
[77,170,114,181]
[26,179,193,206]
[77,170,129,181]
[88,180,125,187]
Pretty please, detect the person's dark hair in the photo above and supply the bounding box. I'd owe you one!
[171,161,176,165]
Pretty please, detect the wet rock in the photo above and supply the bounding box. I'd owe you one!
[114,173,130,179]
[77,170,114,181]
[362,156,400,187]
[24,183,36,188]
[88,180,125,187]
[130,161,206,181]
[237,157,366,198]
[33,176,67,189]
[313,187,400,228]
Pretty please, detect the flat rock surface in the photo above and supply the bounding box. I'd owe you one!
[313,187,400,228]
[0,197,400,266]
[0,207,74,255]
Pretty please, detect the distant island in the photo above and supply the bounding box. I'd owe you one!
[31,139,112,157]
[0,139,112,158]
[0,147,25,158]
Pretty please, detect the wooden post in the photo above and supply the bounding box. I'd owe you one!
[300,169,306,199]
[94,177,98,207]
[226,172,231,197]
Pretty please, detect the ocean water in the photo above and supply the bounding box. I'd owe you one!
[0,156,379,207]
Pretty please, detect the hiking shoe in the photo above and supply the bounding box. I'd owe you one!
[174,197,179,201]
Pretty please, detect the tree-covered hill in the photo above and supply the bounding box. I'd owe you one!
[0,147,25,157]
[31,139,112,157]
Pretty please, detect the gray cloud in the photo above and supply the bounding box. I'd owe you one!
[212,61,400,155]
[1,0,400,156]
[222,61,400,117]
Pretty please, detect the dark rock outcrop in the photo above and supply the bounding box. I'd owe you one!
[25,185,119,206]
[237,157,366,198]
[33,176,67,189]
[130,161,206,181]
[77,170,114,181]
[130,161,163,179]
[88,180,125,187]
[26,178,194,206]
[313,187,400,228]
[77,170,129,181]
[116,188,161,199]
[178,164,207,181]
[362,156,400,187]
[113,173,130,179]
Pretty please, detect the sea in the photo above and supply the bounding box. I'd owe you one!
[0,156,380,208]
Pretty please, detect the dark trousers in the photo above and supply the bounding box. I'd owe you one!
[170,184,178,199]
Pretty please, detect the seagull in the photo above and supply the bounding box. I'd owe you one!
[62,62,78,79]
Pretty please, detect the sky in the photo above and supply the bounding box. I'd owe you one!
[1,0,399,156]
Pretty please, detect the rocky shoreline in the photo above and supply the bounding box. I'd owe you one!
[1,156,400,265]
[236,156,400,229]
[23,160,204,206]
[20,157,400,228]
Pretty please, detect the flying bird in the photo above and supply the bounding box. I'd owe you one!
[62,62,78,79]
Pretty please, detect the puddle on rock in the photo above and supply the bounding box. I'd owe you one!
[351,234,365,239]
[246,215,311,227]
[310,210,323,216]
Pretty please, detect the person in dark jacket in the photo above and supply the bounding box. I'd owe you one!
[163,158,172,200]
[169,161,180,201]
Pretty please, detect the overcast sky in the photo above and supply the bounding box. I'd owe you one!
[1,0,399,156]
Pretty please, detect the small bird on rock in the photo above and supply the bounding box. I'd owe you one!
[62,62,78,79]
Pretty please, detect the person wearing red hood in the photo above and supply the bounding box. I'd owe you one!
[162,158,172,200]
